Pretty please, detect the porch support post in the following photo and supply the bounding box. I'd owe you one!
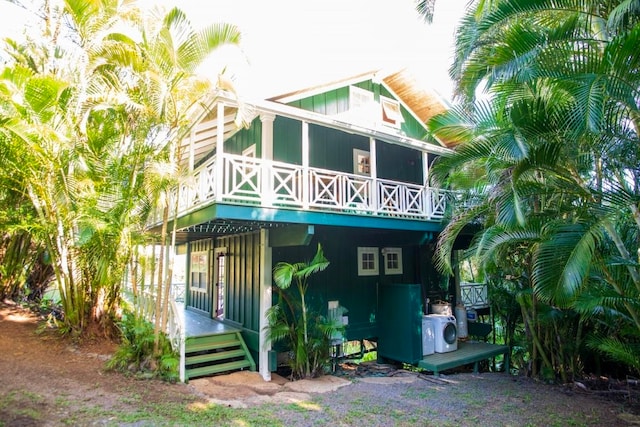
[260,113,275,160]
[188,128,195,171]
[423,151,431,218]
[258,229,273,381]
[260,113,275,207]
[302,121,310,209]
[215,102,225,202]
[369,137,377,210]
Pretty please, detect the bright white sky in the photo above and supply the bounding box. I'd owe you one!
[0,0,467,102]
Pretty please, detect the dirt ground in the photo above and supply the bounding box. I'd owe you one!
[1,301,638,426]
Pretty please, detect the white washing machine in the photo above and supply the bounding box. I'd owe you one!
[421,316,435,356]
[426,314,458,353]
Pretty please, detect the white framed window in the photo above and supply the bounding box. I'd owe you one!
[353,148,371,176]
[357,247,379,276]
[380,96,403,128]
[382,247,403,275]
[349,86,374,111]
[190,251,208,291]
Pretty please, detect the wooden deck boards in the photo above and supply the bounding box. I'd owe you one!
[418,341,509,376]
[183,308,240,338]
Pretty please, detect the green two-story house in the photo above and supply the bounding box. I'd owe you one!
[152,68,459,381]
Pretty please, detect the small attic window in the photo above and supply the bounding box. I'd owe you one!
[349,86,374,112]
[380,96,402,128]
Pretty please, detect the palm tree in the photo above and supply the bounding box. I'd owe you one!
[267,244,340,378]
[429,0,640,376]
[0,0,241,341]
[415,0,437,23]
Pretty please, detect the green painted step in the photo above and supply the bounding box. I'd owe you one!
[183,331,257,381]
[186,359,252,380]
[186,338,241,353]
[185,348,247,365]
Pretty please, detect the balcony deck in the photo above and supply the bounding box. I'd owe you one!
[150,153,453,227]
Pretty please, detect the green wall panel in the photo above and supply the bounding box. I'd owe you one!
[375,140,423,184]
[225,118,262,155]
[217,232,262,333]
[308,124,368,172]
[273,116,302,164]
[270,226,439,342]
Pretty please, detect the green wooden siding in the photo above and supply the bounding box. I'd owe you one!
[309,124,369,172]
[286,79,432,141]
[291,86,350,116]
[217,232,262,333]
[273,116,302,164]
[375,140,424,184]
[224,117,262,155]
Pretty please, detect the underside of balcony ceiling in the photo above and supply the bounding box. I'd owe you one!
[172,219,291,244]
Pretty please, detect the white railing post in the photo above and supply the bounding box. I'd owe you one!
[302,121,310,209]
[215,102,225,202]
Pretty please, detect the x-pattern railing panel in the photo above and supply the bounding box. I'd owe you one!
[270,164,303,206]
[344,175,371,208]
[460,282,489,309]
[224,156,261,201]
[430,188,448,219]
[150,153,452,225]
[310,170,342,207]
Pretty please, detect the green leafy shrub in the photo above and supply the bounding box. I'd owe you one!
[106,311,178,382]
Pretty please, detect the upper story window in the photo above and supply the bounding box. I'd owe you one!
[380,96,403,128]
[353,149,371,176]
[349,86,375,111]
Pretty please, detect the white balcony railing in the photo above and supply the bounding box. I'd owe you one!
[460,282,489,309]
[152,153,452,225]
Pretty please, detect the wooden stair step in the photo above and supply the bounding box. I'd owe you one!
[185,349,247,365]
[186,359,252,379]
[186,339,241,354]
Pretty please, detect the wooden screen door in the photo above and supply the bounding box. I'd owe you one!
[213,248,227,319]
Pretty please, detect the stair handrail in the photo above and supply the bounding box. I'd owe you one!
[168,299,186,382]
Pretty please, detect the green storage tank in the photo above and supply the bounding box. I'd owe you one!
[377,283,423,365]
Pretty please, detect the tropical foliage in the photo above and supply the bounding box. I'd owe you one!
[266,244,343,379]
[0,0,240,349]
[429,0,640,379]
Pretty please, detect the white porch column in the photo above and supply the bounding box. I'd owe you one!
[369,137,377,210]
[260,113,275,160]
[215,102,225,202]
[188,128,195,171]
[423,151,431,217]
[258,229,273,381]
[302,121,310,209]
[260,113,276,207]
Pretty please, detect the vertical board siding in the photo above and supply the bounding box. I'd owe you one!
[225,118,262,155]
[217,232,262,333]
[287,79,433,142]
[309,124,369,172]
[375,139,424,184]
[273,117,302,164]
